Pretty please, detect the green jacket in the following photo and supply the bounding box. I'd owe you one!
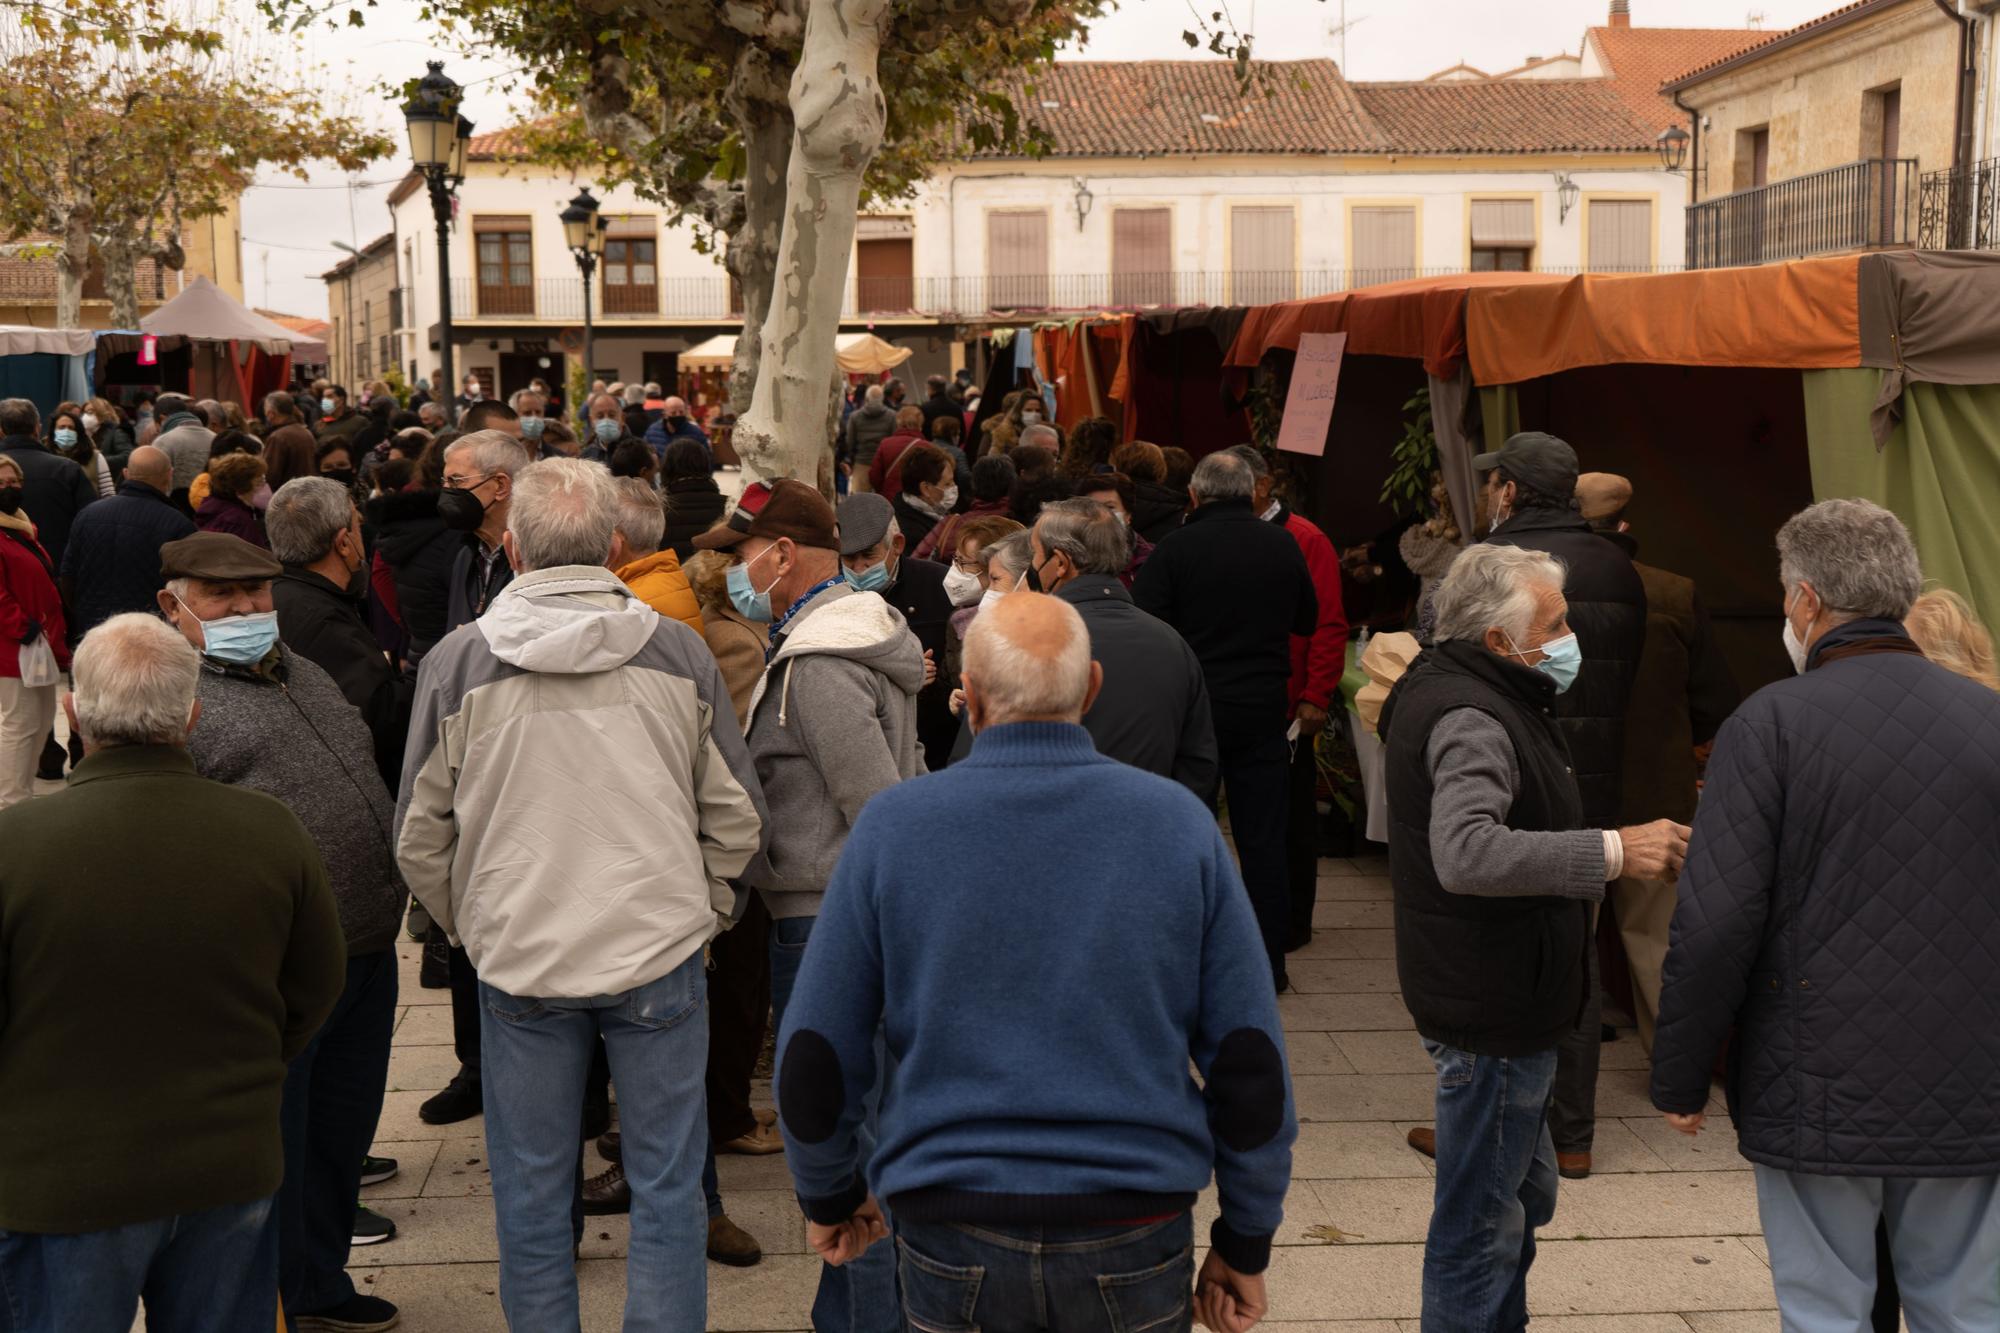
[0,745,345,1233]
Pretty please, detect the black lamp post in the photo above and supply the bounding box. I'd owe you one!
[560,188,606,405]
[1656,124,1691,173]
[404,62,470,425]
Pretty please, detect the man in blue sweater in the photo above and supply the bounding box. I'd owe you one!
[776,590,1295,1333]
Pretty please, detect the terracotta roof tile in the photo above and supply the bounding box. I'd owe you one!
[467,123,541,160]
[1659,0,1889,90]
[975,59,1387,157]
[1351,78,1657,154]
[1585,25,1767,134]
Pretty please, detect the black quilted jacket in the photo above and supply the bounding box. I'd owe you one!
[1483,505,1645,828]
[1651,620,2000,1175]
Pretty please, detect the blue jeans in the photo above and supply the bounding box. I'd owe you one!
[1755,1167,2000,1332]
[280,948,398,1320]
[770,914,901,1333]
[1420,1040,1559,1333]
[0,1195,277,1333]
[481,952,709,1333]
[893,1215,1194,1333]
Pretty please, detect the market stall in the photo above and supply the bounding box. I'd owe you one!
[0,327,95,420]
[110,275,296,407]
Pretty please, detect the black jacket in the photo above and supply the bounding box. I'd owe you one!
[1057,574,1217,801]
[663,475,727,559]
[918,393,958,432]
[0,435,96,569]
[58,479,195,638]
[891,493,940,551]
[446,535,513,636]
[1652,621,2000,1175]
[364,490,459,665]
[1130,481,1187,546]
[273,565,415,790]
[882,556,957,768]
[1483,504,1645,827]
[1379,640,1589,1056]
[1132,497,1316,745]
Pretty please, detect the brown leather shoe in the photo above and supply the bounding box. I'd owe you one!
[1406,1126,1436,1160]
[596,1130,621,1164]
[717,1120,785,1156]
[1557,1152,1591,1180]
[754,1107,777,1128]
[581,1163,630,1215]
[707,1213,763,1267]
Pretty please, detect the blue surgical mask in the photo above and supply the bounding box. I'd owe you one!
[726,546,781,622]
[520,415,545,440]
[176,596,280,666]
[1510,631,1581,694]
[53,428,76,448]
[845,557,892,594]
[593,418,621,443]
[320,397,336,416]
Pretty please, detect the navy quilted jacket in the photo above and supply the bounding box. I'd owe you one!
[1651,620,2000,1175]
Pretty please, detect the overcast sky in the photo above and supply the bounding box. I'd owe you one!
[244,0,1834,317]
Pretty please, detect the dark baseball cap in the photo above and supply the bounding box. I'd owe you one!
[836,493,896,557]
[691,478,839,552]
[160,532,282,582]
[1472,431,1579,498]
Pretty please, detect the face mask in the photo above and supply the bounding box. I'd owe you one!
[594,418,621,443]
[845,558,891,594]
[465,385,482,401]
[1020,411,1043,426]
[53,428,76,448]
[0,486,20,514]
[250,482,274,511]
[175,596,279,666]
[977,587,1008,615]
[943,564,983,607]
[81,413,99,432]
[438,485,489,532]
[1783,586,1818,675]
[520,416,545,440]
[322,467,357,488]
[320,398,337,416]
[358,392,372,408]
[726,546,782,622]
[1508,631,1581,694]
[667,413,687,426]
[938,484,959,510]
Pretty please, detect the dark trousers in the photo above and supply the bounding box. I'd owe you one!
[894,1215,1194,1333]
[279,949,398,1320]
[1548,915,1602,1155]
[706,895,771,1145]
[1217,731,1292,990]
[449,942,481,1076]
[1284,723,1319,946]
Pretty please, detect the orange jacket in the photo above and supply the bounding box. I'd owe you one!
[617,549,704,637]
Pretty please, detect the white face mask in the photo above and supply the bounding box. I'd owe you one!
[943,564,983,607]
[977,587,1008,615]
[938,484,959,510]
[1783,584,1819,675]
[81,412,100,432]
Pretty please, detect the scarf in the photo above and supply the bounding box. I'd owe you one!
[0,505,35,538]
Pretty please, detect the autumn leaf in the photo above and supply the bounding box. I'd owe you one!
[1302,1224,1367,1244]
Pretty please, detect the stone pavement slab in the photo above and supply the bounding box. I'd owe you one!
[1279,993,1415,1034]
[1292,928,1398,960]
[1288,959,1404,995]
[1332,1031,1432,1075]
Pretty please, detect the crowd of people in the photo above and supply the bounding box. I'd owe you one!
[0,366,1995,1333]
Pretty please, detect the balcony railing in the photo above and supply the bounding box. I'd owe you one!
[1687,158,1918,269]
[1919,158,2000,250]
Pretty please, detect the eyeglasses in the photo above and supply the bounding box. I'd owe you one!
[952,556,985,575]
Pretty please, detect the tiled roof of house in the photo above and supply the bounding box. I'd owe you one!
[974,59,1388,156]
[1659,0,1897,91]
[259,311,331,338]
[1351,78,1657,154]
[1586,24,1768,132]
[467,123,542,160]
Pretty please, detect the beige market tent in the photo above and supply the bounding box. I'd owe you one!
[676,332,914,376]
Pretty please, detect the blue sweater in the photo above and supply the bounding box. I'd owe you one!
[776,722,1295,1273]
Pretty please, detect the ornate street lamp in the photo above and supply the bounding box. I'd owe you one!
[1656,124,1691,173]
[559,188,605,398]
[404,62,469,424]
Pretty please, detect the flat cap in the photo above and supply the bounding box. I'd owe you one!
[691,478,839,552]
[1472,431,1579,500]
[837,493,896,557]
[160,532,282,582]
[1574,472,1633,523]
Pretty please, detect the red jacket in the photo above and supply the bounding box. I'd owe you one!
[1281,507,1347,713]
[0,527,70,675]
[869,431,927,500]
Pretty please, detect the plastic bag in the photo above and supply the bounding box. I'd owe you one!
[16,633,58,688]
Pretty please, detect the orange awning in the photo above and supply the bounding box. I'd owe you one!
[1465,256,1862,385]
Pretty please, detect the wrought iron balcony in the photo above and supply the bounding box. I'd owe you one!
[1919,159,2000,250]
[1686,158,1918,269]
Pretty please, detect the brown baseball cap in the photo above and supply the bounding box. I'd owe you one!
[1574,472,1633,523]
[160,532,283,582]
[691,478,839,552]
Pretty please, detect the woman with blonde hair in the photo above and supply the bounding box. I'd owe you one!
[1906,588,2000,690]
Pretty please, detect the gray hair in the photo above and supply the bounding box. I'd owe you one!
[444,429,531,481]
[1777,498,1922,621]
[1191,450,1256,502]
[508,457,620,571]
[1036,498,1129,577]
[1226,444,1270,479]
[0,397,38,437]
[985,530,1033,584]
[611,476,666,555]
[644,381,662,397]
[624,383,647,405]
[265,477,355,565]
[509,388,546,412]
[418,401,446,424]
[1433,544,1567,645]
[72,613,200,748]
[1019,423,1061,452]
[962,593,1093,725]
[864,383,885,405]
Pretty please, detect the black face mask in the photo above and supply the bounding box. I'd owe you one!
[322,468,357,489]
[1023,561,1043,594]
[0,487,19,515]
[437,486,488,532]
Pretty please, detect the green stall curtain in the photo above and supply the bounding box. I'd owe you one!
[1478,385,1520,454]
[1803,368,2000,634]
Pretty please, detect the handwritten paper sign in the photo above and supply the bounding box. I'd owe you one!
[1275,331,1347,457]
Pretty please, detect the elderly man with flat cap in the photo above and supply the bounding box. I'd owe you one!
[838,491,955,766]
[692,479,924,1333]
[157,531,410,1333]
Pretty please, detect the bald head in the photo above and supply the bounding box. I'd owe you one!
[124,445,172,489]
[960,590,1102,731]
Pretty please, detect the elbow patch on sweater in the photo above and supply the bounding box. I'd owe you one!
[778,1029,845,1145]
[1209,1028,1286,1152]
